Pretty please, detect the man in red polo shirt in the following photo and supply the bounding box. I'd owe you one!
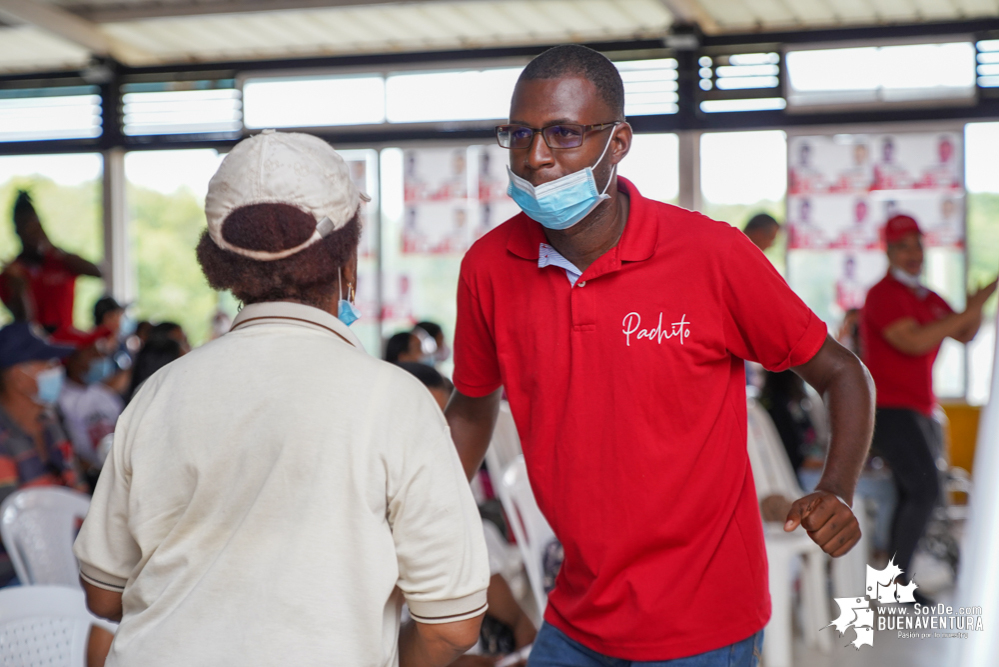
[446,45,875,665]
[861,214,994,603]
[0,191,102,332]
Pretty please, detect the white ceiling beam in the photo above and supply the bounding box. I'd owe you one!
[69,0,496,23]
[659,0,721,34]
[0,0,151,63]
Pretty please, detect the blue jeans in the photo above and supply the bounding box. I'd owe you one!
[527,623,763,667]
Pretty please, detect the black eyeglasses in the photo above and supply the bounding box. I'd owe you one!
[495,121,620,150]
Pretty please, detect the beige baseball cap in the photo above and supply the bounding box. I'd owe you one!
[205,130,370,261]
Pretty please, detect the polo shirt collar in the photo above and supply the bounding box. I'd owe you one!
[505,176,659,265]
[231,301,366,353]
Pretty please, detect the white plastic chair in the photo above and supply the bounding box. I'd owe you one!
[497,456,557,617]
[484,401,523,480]
[0,487,91,587]
[0,585,116,667]
[745,398,833,667]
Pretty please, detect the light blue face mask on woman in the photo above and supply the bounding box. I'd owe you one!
[337,267,361,327]
[507,125,618,230]
[31,366,65,406]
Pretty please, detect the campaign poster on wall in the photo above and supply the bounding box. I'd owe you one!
[340,149,379,259]
[474,144,522,241]
[787,131,965,252]
[402,147,474,255]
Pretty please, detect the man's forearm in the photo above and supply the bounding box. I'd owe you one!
[815,360,874,505]
[793,337,875,505]
[444,388,502,481]
[885,311,975,355]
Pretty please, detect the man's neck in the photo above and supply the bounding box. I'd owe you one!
[543,186,630,274]
[0,391,43,435]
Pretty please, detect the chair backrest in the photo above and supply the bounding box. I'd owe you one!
[0,487,91,586]
[498,456,556,616]
[746,397,805,502]
[485,402,523,481]
[0,585,96,667]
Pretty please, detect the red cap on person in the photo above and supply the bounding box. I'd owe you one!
[884,215,922,244]
[50,325,115,351]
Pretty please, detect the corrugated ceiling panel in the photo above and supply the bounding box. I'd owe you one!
[739,0,799,27]
[912,0,962,19]
[868,0,921,21]
[0,25,91,73]
[101,0,669,64]
[788,0,840,23]
[954,0,999,16]
[830,0,882,22]
[698,0,761,30]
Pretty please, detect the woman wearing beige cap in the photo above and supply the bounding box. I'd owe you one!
[73,131,490,667]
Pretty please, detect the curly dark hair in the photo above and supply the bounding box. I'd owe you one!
[196,202,361,307]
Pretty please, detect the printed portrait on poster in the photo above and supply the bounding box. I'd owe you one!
[402,147,474,254]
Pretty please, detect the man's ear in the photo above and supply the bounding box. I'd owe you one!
[611,121,633,166]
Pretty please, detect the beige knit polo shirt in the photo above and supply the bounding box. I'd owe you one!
[74,301,489,667]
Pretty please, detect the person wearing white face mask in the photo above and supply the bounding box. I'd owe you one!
[860,214,997,604]
[0,322,83,529]
[448,44,876,666]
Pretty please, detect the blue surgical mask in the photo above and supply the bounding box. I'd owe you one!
[507,126,618,230]
[84,357,115,385]
[119,313,137,338]
[33,366,65,406]
[337,267,360,327]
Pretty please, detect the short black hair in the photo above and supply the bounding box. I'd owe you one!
[519,44,625,118]
[415,321,442,340]
[744,213,780,234]
[384,332,415,363]
[393,362,447,391]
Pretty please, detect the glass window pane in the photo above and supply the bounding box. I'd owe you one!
[385,69,520,124]
[0,88,102,142]
[786,42,976,108]
[0,153,104,329]
[124,149,231,347]
[700,130,788,272]
[618,133,678,204]
[243,75,386,128]
[966,122,999,405]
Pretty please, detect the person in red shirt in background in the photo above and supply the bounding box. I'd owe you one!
[860,214,996,603]
[447,44,875,666]
[0,191,102,332]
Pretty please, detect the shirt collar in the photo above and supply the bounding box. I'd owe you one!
[505,176,659,266]
[231,301,366,353]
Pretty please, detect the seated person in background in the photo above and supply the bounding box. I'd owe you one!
[743,212,781,252]
[0,191,102,332]
[124,334,184,404]
[56,331,124,490]
[395,361,453,410]
[73,131,488,667]
[92,296,135,396]
[395,360,536,667]
[415,320,451,365]
[149,321,190,354]
[757,370,823,522]
[0,322,82,583]
[385,330,426,363]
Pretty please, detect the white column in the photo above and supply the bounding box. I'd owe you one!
[955,308,999,666]
[101,147,132,302]
[677,130,701,212]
